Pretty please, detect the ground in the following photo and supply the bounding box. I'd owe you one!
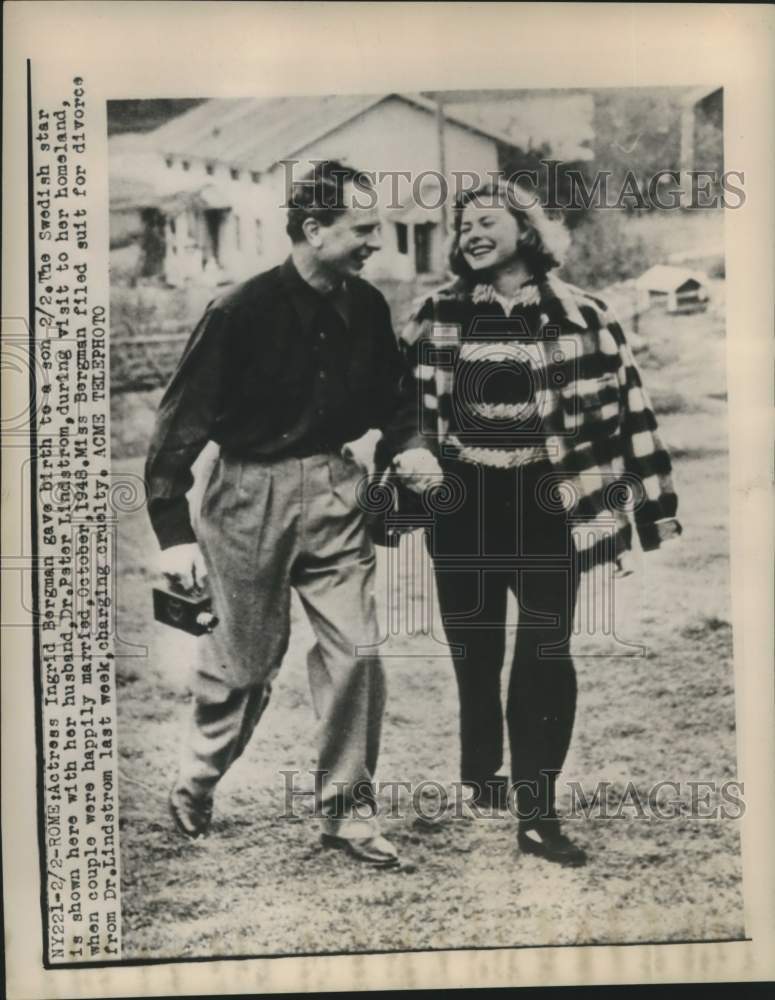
[112,280,744,959]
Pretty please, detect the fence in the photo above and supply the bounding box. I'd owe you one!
[111,332,190,392]
[109,280,653,393]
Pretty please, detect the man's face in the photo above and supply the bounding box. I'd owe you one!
[313,181,382,278]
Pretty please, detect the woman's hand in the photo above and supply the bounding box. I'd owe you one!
[393,448,444,494]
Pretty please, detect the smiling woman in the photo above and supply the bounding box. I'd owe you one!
[383,175,681,867]
[450,180,569,284]
[98,75,745,963]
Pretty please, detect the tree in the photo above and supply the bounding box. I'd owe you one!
[590,88,685,207]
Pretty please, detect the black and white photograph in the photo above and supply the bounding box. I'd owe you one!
[3,3,773,996]
[108,84,742,958]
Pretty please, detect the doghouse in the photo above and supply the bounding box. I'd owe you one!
[636,265,710,314]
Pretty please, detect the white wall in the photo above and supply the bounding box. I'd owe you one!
[110,97,500,286]
[291,97,499,281]
[293,97,498,182]
[110,134,282,284]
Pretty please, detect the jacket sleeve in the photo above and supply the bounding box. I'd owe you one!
[605,310,682,551]
[368,289,414,434]
[144,304,228,550]
[379,296,439,461]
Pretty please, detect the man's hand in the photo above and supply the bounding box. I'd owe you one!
[342,429,380,475]
[393,448,444,495]
[159,542,208,593]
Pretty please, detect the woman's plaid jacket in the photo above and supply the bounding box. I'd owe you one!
[379,273,682,569]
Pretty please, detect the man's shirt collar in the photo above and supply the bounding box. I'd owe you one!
[280,255,350,332]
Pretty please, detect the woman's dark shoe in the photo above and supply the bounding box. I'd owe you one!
[517,818,587,867]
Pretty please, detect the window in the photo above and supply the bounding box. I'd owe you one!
[169,217,176,235]
[230,167,240,181]
[234,215,241,251]
[251,171,260,184]
[206,162,215,176]
[165,155,174,168]
[414,222,434,274]
[396,222,409,255]
[182,159,190,172]
[255,219,263,255]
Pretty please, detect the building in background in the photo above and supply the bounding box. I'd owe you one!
[680,85,723,178]
[636,264,710,314]
[108,93,523,287]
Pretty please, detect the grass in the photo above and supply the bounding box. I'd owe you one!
[111,281,743,957]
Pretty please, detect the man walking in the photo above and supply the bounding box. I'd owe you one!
[145,161,405,867]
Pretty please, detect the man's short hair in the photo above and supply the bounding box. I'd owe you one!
[286,160,373,243]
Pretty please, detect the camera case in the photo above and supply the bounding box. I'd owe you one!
[152,582,219,636]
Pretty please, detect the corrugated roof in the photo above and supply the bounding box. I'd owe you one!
[109,173,159,210]
[109,173,226,214]
[144,93,517,172]
[682,84,722,107]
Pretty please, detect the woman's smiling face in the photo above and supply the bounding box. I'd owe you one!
[459,202,521,273]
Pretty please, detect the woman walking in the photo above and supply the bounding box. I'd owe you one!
[383,179,681,866]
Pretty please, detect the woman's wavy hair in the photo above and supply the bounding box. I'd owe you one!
[448,179,569,283]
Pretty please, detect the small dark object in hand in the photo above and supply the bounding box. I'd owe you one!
[366,439,434,548]
[153,581,218,636]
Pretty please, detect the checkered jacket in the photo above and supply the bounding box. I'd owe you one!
[381,273,681,569]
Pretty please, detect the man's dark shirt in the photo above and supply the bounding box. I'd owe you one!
[145,256,407,550]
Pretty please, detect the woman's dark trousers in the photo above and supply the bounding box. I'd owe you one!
[429,459,580,821]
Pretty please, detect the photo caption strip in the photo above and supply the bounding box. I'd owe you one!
[29,64,121,964]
